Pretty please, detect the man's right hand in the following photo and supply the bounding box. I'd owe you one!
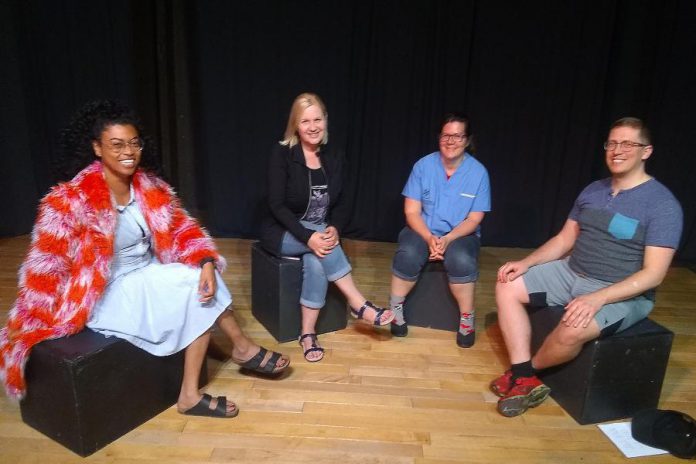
[497,260,529,283]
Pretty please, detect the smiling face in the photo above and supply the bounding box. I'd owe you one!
[605,125,652,179]
[92,124,142,182]
[438,121,469,162]
[296,105,326,150]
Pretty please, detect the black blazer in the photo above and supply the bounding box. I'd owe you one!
[260,143,350,255]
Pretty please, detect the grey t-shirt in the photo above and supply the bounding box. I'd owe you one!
[302,167,329,225]
[568,178,682,283]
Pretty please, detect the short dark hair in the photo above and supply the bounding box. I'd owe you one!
[440,112,471,136]
[610,117,652,145]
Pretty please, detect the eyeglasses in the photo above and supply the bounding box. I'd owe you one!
[105,138,144,154]
[603,140,648,151]
[440,133,467,143]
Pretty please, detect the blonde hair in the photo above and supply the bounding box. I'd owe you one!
[280,92,329,147]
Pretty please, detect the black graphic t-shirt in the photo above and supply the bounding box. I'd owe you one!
[302,168,329,224]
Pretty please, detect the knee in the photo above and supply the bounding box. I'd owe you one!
[495,279,517,301]
[393,244,427,276]
[495,278,529,317]
[445,251,478,278]
[551,324,587,347]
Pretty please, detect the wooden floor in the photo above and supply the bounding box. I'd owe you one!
[0,236,694,463]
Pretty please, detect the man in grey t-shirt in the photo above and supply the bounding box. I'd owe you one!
[490,117,683,418]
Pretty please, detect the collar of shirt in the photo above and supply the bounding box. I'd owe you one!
[115,184,136,213]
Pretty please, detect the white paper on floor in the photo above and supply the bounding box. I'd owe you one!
[598,421,669,458]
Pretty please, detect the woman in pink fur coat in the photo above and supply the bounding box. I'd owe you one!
[0,100,289,418]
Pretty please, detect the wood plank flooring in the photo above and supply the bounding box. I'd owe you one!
[0,236,694,463]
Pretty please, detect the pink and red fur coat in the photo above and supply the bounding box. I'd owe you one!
[0,161,226,399]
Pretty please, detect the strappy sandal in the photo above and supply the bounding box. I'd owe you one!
[299,333,325,362]
[180,393,239,418]
[350,300,395,326]
[233,347,290,375]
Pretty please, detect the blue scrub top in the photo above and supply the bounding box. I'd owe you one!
[402,151,491,236]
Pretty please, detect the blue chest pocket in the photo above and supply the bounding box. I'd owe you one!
[608,213,639,240]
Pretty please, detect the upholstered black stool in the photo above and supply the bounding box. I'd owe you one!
[403,261,460,331]
[530,306,673,424]
[20,329,206,456]
[251,242,347,343]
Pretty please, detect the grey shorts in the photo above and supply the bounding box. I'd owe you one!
[522,258,653,334]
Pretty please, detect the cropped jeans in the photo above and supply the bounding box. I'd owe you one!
[280,221,352,309]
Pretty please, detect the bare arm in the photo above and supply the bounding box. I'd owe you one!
[404,197,431,241]
[497,219,580,282]
[443,211,485,243]
[404,197,442,259]
[563,245,676,328]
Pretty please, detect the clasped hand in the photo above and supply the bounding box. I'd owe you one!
[309,226,339,258]
[428,235,449,260]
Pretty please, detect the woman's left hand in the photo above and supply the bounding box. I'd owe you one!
[438,235,451,253]
[324,226,340,248]
[198,262,217,303]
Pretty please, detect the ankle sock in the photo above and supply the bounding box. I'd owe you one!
[390,294,406,325]
[458,311,475,336]
[510,360,535,379]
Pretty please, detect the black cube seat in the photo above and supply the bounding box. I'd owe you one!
[20,329,205,457]
[251,242,347,343]
[530,306,673,424]
[403,261,460,331]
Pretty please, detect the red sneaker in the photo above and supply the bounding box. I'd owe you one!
[496,375,551,417]
[490,370,514,397]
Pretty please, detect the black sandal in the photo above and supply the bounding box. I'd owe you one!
[299,333,325,362]
[180,393,239,418]
[350,300,395,326]
[234,347,290,375]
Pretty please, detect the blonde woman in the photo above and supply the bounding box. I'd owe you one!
[260,93,394,362]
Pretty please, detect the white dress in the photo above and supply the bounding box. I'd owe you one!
[86,191,232,356]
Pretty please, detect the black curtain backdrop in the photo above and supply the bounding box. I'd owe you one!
[2,0,695,263]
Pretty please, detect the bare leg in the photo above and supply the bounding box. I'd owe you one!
[177,331,237,415]
[300,306,323,361]
[216,309,290,371]
[495,277,533,364]
[301,306,320,335]
[533,320,600,370]
[449,282,475,314]
[334,273,394,324]
[333,273,371,308]
[391,275,416,299]
[206,339,230,361]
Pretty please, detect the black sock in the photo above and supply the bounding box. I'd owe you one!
[510,360,535,379]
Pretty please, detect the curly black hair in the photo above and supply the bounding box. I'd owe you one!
[54,99,160,181]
